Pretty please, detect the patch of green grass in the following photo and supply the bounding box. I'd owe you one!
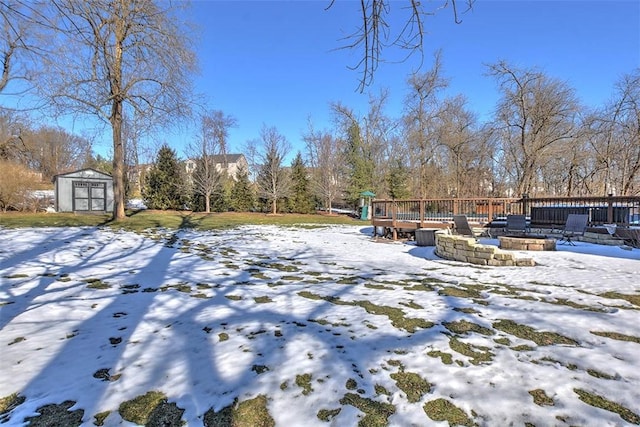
[399,300,424,309]
[529,389,554,406]
[225,295,242,301]
[438,284,486,299]
[254,296,273,304]
[118,391,166,425]
[2,211,359,230]
[336,276,361,285]
[542,297,607,312]
[346,378,358,390]
[0,393,26,418]
[448,336,494,365]
[587,369,616,380]
[364,283,394,290]
[252,261,300,272]
[443,320,494,336]
[423,398,475,427]
[203,395,275,427]
[454,307,480,314]
[3,273,28,279]
[493,337,511,346]
[297,291,433,333]
[191,292,209,299]
[295,373,314,395]
[374,384,391,396]
[493,319,578,346]
[339,393,396,427]
[591,330,640,344]
[598,291,640,308]
[218,333,229,342]
[574,388,640,424]
[390,372,431,403]
[84,278,110,289]
[317,408,341,422]
[93,411,110,426]
[427,350,454,365]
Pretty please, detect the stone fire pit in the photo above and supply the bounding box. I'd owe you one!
[499,235,556,251]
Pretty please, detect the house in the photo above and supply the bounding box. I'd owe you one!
[184,154,248,180]
[53,168,114,213]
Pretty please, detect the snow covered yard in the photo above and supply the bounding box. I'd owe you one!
[1,224,639,426]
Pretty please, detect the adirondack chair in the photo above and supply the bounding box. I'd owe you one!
[452,215,477,238]
[505,214,529,235]
[559,214,589,245]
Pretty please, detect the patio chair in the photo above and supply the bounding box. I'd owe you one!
[558,214,589,245]
[452,215,477,238]
[505,214,529,235]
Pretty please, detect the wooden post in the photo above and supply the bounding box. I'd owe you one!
[607,194,614,224]
[487,199,494,223]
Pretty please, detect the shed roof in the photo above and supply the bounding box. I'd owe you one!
[52,168,113,182]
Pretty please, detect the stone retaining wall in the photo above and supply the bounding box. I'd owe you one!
[580,231,625,246]
[435,233,535,266]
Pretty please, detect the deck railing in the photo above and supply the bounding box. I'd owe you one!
[372,195,640,227]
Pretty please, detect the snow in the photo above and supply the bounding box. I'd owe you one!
[1,225,639,426]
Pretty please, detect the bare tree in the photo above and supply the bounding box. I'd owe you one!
[436,95,480,197]
[488,61,579,196]
[304,122,343,213]
[585,69,640,196]
[36,0,196,220]
[329,0,474,91]
[187,110,237,213]
[402,50,448,197]
[255,125,291,214]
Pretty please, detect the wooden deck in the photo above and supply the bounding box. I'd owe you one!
[371,196,640,241]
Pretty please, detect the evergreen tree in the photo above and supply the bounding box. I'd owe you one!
[344,122,375,207]
[386,158,411,199]
[230,164,255,211]
[287,152,315,213]
[142,145,186,210]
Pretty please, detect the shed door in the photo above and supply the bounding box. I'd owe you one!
[73,181,106,211]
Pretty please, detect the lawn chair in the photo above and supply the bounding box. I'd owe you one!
[558,214,589,245]
[452,215,477,238]
[505,214,529,235]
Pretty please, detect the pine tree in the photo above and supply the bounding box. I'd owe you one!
[287,152,315,213]
[142,145,186,210]
[344,122,375,206]
[230,164,255,212]
[386,158,411,199]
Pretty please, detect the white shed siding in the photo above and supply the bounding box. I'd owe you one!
[54,169,114,213]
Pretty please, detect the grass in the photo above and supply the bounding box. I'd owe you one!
[423,398,476,427]
[0,210,360,231]
[118,391,166,425]
[390,372,431,403]
[574,388,640,424]
[203,395,275,427]
[493,319,578,346]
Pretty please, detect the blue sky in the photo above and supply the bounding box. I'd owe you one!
[4,1,638,160]
[171,0,639,161]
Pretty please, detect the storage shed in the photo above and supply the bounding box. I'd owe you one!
[53,168,114,213]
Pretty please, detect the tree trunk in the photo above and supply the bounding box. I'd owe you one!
[271,198,277,215]
[111,102,126,220]
[205,190,211,213]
